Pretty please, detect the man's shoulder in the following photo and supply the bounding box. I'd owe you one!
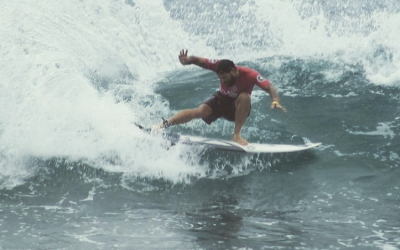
[202,58,218,71]
[237,66,259,78]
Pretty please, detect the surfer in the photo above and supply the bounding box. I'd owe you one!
[152,49,286,146]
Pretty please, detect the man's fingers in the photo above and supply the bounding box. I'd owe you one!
[271,104,287,112]
[179,49,188,56]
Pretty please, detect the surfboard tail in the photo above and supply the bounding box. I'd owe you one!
[133,122,181,146]
[134,123,150,133]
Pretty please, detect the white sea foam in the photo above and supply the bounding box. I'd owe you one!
[249,0,400,86]
[0,0,213,188]
[348,122,396,139]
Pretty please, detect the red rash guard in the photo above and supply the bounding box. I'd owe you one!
[203,58,272,98]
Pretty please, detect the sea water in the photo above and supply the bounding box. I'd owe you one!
[1,0,399,249]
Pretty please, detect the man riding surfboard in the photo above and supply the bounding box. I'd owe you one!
[152,49,286,146]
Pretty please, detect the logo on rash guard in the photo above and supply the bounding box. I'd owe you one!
[220,85,238,98]
[257,75,265,83]
[228,86,238,98]
[210,59,217,64]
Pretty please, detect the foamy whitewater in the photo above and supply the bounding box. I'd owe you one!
[0,0,399,249]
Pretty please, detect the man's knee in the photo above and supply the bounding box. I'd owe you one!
[236,93,251,107]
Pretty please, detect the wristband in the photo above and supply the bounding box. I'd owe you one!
[272,101,279,105]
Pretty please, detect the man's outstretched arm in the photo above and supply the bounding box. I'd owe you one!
[264,85,287,112]
[179,49,208,68]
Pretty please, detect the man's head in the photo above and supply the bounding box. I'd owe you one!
[216,59,239,87]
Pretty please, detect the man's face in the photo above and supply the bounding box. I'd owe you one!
[217,68,238,87]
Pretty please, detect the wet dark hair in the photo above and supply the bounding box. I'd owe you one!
[216,59,236,73]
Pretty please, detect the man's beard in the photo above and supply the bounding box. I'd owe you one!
[224,75,236,87]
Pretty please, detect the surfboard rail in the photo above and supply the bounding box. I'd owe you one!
[176,134,321,153]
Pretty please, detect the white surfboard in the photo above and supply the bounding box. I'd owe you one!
[175,134,321,154]
[135,124,321,154]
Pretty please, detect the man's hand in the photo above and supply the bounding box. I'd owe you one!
[271,101,287,112]
[178,49,191,65]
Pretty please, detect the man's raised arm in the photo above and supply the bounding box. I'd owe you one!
[179,49,208,68]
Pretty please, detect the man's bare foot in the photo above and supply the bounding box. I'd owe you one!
[233,134,249,146]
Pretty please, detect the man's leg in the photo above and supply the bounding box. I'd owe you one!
[233,93,251,145]
[159,104,212,129]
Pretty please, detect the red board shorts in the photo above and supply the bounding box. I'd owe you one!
[202,91,250,125]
